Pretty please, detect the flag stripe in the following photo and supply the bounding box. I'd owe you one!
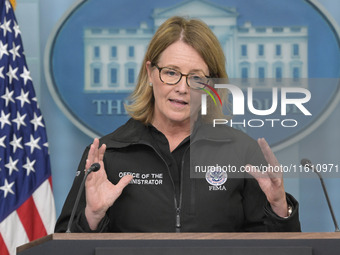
[0,233,10,255]
[0,211,29,255]
[48,176,53,189]
[0,0,56,253]
[32,179,56,233]
[16,196,47,241]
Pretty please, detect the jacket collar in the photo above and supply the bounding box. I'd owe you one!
[102,118,233,149]
[191,119,233,143]
[101,118,148,148]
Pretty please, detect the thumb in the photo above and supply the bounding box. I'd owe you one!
[115,175,133,193]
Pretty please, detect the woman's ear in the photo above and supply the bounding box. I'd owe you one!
[146,61,153,83]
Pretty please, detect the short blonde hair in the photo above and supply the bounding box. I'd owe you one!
[125,16,228,124]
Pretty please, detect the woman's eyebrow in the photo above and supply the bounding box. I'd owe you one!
[163,64,205,73]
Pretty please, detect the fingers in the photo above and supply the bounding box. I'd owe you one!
[258,138,279,167]
[98,143,106,162]
[93,138,100,163]
[86,138,106,171]
[87,138,98,165]
[254,138,283,179]
[112,175,133,199]
[245,163,282,180]
[246,164,286,212]
[85,159,91,171]
[245,164,266,180]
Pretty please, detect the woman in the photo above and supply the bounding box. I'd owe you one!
[55,16,300,232]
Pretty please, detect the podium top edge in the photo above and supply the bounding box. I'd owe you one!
[17,232,340,253]
[51,232,340,240]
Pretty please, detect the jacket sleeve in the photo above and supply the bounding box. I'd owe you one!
[241,138,301,232]
[264,193,301,231]
[54,147,110,233]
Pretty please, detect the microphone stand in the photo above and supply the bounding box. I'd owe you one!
[66,163,100,233]
[314,170,340,232]
[301,159,340,232]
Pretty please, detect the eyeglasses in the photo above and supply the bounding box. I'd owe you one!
[152,63,210,90]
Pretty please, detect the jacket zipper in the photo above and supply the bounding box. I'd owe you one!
[137,141,181,232]
[175,145,191,232]
[176,137,232,231]
[137,137,231,232]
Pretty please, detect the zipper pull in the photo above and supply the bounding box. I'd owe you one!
[176,208,181,231]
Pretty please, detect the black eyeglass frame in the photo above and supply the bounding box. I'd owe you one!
[151,63,210,89]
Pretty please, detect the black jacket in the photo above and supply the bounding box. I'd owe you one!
[55,118,301,233]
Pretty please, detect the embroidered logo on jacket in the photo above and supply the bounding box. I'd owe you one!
[205,169,227,187]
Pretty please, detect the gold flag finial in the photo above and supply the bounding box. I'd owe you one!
[9,0,16,10]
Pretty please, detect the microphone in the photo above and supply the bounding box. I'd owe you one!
[66,163,101,233]
[301,158,340,232]
[87,162,101,174]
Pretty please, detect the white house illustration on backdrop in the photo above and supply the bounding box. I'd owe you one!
[83,0,308,92]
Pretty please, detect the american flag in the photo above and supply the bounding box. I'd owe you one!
[0,0,56,254]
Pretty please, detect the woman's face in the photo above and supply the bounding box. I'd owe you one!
[146,40,209,127]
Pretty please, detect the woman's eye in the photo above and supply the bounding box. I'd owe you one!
[164,70,177,76]
[191,75,204,81]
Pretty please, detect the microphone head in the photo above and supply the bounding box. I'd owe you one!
[301,158,312,167]
[89,163,101,173]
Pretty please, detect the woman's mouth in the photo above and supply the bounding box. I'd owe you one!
[169,99,188,106]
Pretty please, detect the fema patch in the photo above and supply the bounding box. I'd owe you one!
[205,169,228,186]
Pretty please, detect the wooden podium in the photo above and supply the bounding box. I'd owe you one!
[17,232,340,255]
